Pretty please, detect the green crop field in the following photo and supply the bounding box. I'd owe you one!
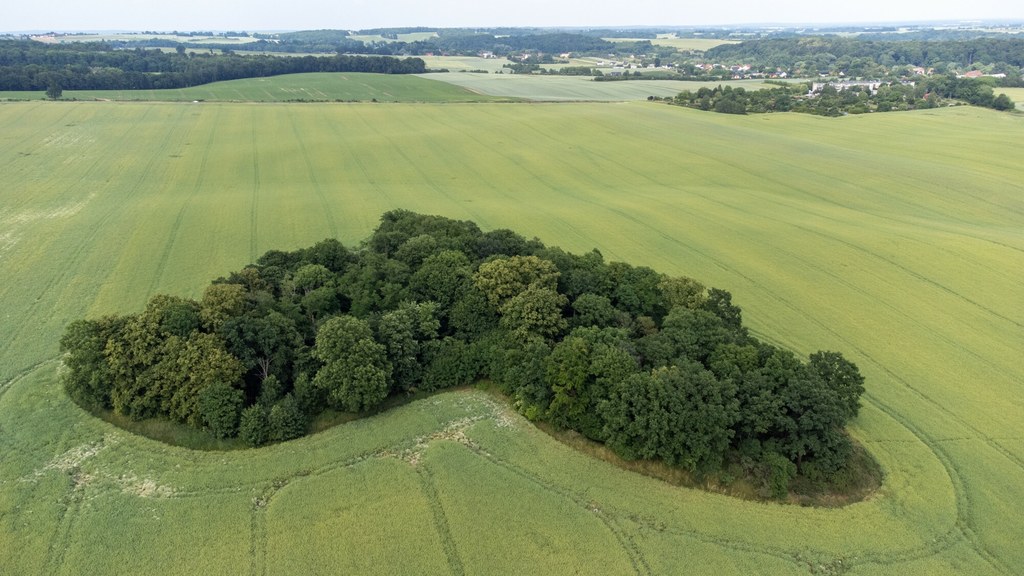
[997,87,1024,104]
[608,36,740,51]
[422,74,770,101]
[0,73,506,103]
[417,55,512,73]
[1,98,1022,575]
[348,32,440,44]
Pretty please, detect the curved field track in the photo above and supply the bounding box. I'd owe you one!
[0,100,1021,575]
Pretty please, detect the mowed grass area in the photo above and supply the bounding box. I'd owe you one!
[0,72,508,103]
[1,100,1022,575]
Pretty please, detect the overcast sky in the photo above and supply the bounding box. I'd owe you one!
[4,0,1023,33]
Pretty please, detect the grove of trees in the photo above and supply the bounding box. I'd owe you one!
[61,210,867,496]
[671,76,1015,116]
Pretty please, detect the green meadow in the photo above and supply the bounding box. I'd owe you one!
[0,93,1022,575]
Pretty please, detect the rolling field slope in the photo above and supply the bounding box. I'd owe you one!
[0,73,507,103]
[0,100,1022,575]
[424,74,770,101]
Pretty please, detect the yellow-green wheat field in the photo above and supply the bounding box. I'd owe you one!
[0,96,1022,575]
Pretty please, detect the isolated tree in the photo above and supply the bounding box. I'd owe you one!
[46,81,62,100]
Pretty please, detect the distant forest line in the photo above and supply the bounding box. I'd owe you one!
[3,30,1023,92]
[0,40,424,91]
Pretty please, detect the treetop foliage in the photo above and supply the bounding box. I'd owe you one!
[706,36,1024,69]
[60,210,866,493]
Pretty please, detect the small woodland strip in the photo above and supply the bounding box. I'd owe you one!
[0,40,425,91]
[60,210,870,500]
[666,77,1015,116]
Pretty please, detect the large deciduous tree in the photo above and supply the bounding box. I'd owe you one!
[313,315,391,412]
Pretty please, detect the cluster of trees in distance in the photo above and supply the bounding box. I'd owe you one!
[704,36,1024,80]
[61,211,866,496]
[0,40,425,91]
[669,76,1014,116]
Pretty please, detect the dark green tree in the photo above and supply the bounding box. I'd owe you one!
[313,315,391,412]
[59,316,126,410]
[268,394,307,442]
[377,301,440,391]
[498,285,568,340]
[239,404,270,446]
[199,381,244,438]
[46,80,62,100]
[808,351,865,421]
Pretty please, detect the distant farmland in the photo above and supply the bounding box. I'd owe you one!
[423,74,771,101]
[0,72,508,103]
[1,95,1021,574]
[0,72,771,103]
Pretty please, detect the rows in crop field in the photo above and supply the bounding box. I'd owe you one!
[285,107,339,239]
[2,101,1021,574]
[0,359,999,575]
[146,106,219,296]
[416,466,466,576]
[0,105,175,380]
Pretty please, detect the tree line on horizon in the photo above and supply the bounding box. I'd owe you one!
[0,40,424,92]
[60,211,866,497]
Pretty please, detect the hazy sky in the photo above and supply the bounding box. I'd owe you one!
[4,0,1022,33]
